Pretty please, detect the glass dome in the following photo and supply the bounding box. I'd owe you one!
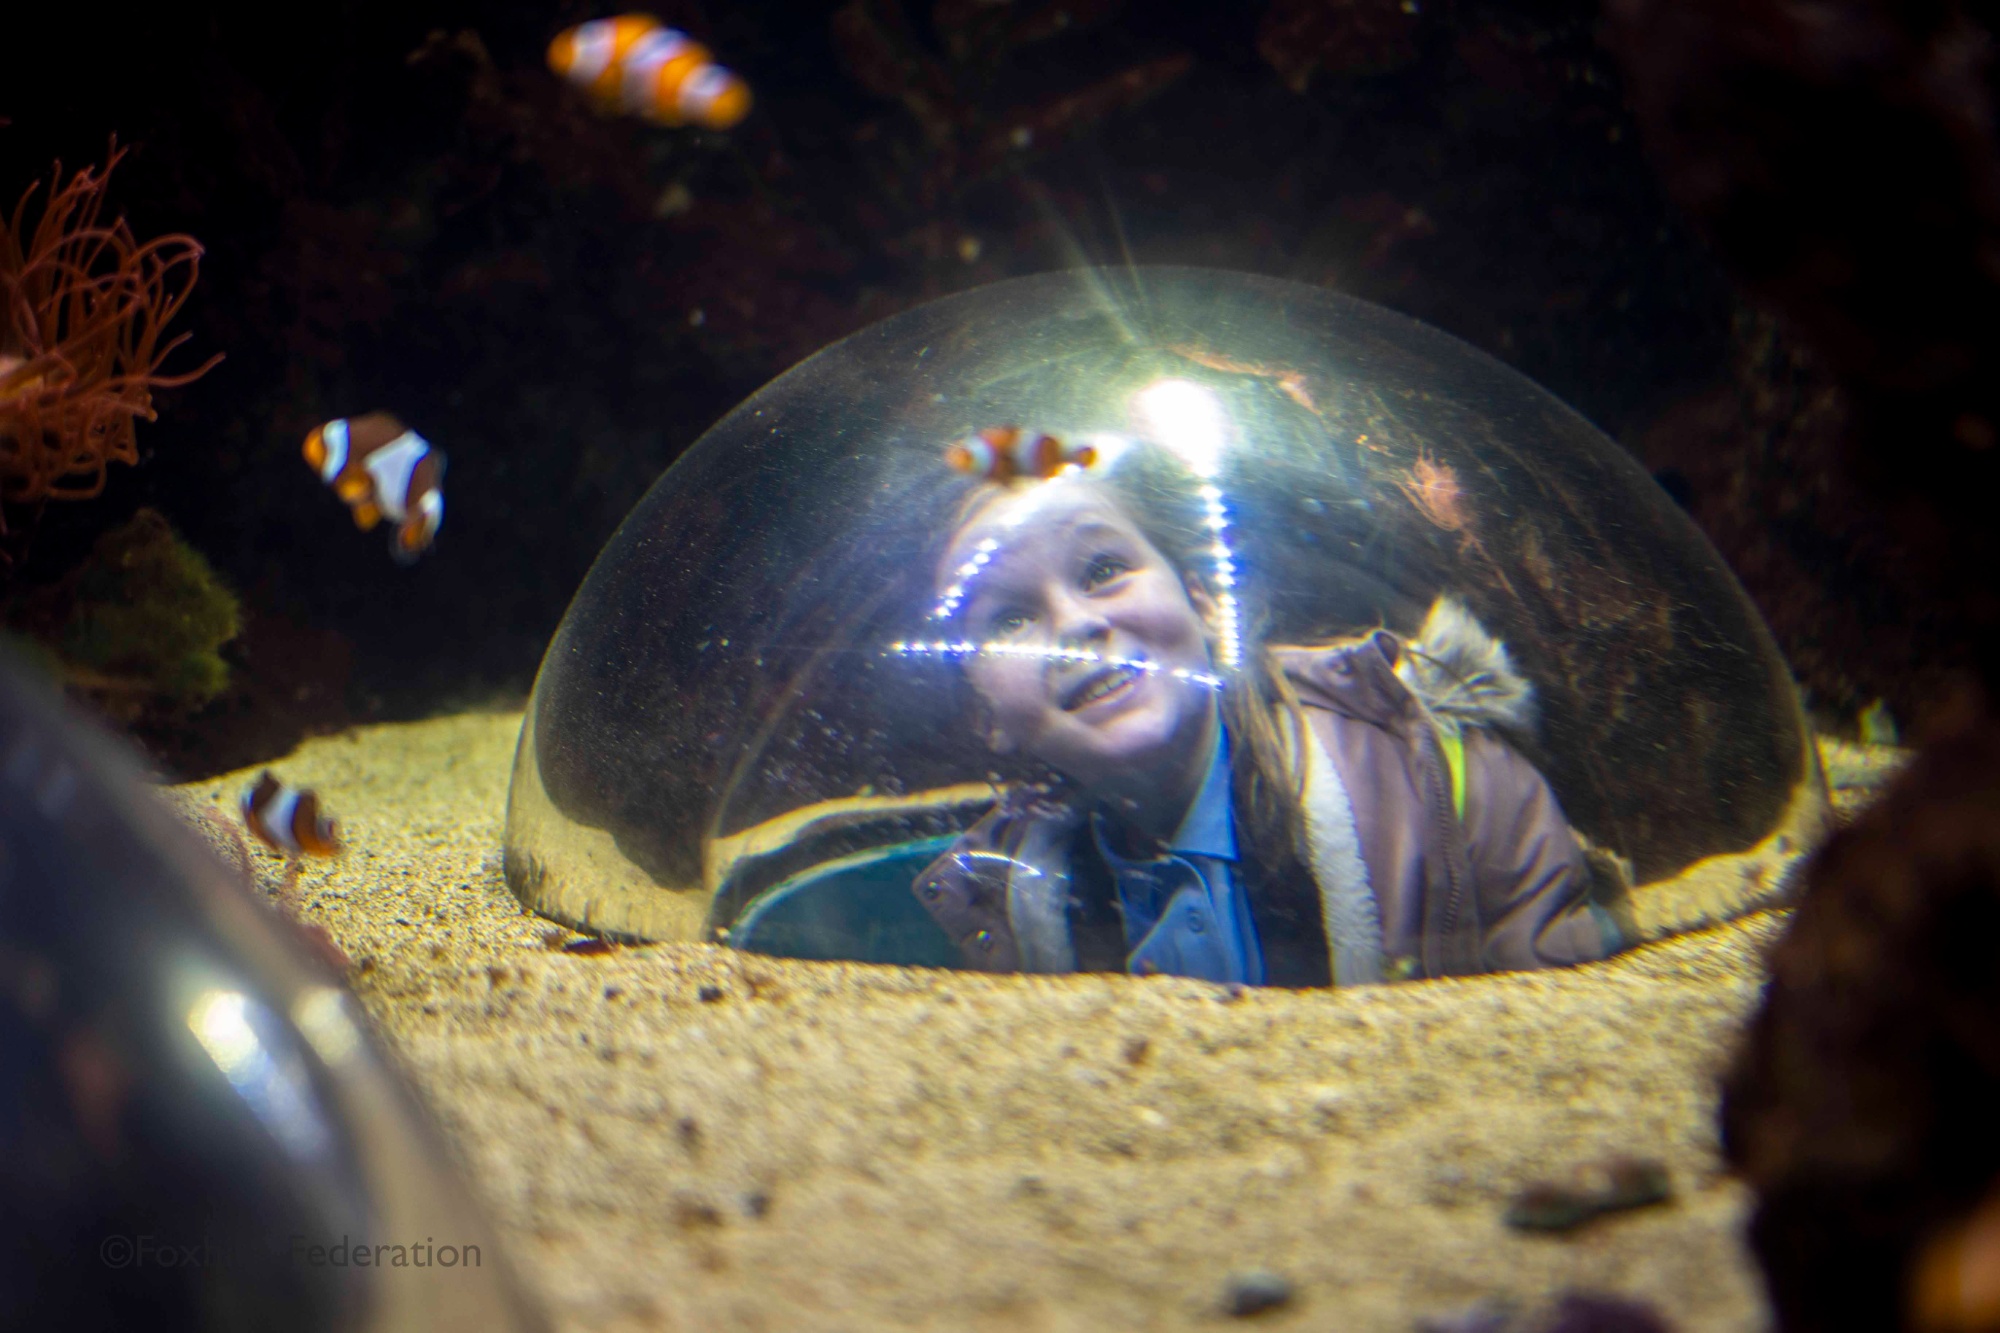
[504,267,1823,986]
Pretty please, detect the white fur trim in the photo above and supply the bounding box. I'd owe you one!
[1299,722,1385,985]
[1006,821,1079,974]
[1397,597,1535,737]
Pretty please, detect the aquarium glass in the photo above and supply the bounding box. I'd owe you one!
[505,267,1823,984]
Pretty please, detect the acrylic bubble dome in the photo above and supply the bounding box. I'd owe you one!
[505,267,1824,984]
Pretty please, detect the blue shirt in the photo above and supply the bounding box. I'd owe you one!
[1092,726,1267,985]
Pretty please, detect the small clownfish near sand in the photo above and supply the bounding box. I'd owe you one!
[944,426,1097,485]
[303,413,445,564]
[547,14,752,130]
[241,771,342,859]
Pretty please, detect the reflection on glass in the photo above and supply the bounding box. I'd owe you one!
[505,267,1824,982]
[908,458,1617,986]
[188,987,332,1160]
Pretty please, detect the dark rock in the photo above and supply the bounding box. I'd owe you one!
[1722,723,2000,1333]
[1417,1291,1674,1333]
[1503,1158,1672,1232]
[1223,1270,1294,1317]
[1541,1292,1674,1333]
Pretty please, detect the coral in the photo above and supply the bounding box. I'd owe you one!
[1395,448,1471,534]
[1391,448,1515,598]
[11,507,242,716]
[0,145,219,543]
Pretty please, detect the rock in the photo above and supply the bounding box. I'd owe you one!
[1722,722,2000,1332]
[1504,1157,1672,1232]
[1223,1270,1294,1317]
[1542,1292,1676,1333]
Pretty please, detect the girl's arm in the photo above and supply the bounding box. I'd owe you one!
[1459,728,1630,969]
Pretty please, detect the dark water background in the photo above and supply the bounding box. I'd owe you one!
[0,0,1860,776]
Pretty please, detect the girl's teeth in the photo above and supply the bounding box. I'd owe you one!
[1078,666,1135,706]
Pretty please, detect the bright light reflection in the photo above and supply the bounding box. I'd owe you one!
[188,988,331,1160]
[1132,379,1227,479]
[292,986,362,1066]
[1198,479,1244,671]
[886,639,1223,690]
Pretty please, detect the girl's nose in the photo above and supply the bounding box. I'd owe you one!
[1049,587,1111,649]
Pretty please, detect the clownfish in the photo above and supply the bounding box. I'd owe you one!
[241,771,342,858]
[546,14,752,130]
[944,426,1097,484]
[303,413,445,564]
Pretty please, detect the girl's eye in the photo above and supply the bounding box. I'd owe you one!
[989,608,1032,636]
[1083,555,1129,589]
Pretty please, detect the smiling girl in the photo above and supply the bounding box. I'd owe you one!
[910,450,1632,987]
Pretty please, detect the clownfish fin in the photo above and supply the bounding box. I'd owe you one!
[290,791,342,856]
[351,500,383,531]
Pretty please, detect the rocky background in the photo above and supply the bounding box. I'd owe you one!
[0,0,1829,778]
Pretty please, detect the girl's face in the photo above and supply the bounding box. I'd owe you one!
[941,483,1218,800]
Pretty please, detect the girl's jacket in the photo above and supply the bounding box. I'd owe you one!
[911,599,1628,985]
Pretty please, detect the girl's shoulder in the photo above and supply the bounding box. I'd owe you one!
[1270,597,1536,737]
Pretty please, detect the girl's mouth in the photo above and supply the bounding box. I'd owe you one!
[1061,662,1143,712]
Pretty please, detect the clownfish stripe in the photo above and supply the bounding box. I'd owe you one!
[680,65,734,118]
[243,778,302,855]
[947,437,996,476]
[944,425,1095,483]
[265,787,303,854]
[319,418,350,482]
[1029,433,1060,472]
[243,770,342,857]
[622,29,701,113]
[567,21,617,81]
[360,429,431,524]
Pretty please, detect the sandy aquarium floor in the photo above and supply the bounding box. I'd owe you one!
[170,715,1905,1333]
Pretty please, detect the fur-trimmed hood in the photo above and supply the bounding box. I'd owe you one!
[1393,597,1536,738]
[1276,597,1536,742]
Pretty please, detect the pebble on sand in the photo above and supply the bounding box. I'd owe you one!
[1224,1270,1294,1317]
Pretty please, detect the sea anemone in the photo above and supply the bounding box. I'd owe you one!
[0,143,219,543]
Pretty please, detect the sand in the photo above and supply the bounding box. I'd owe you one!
[170,713,1906,1333]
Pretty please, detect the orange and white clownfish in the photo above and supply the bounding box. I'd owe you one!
[241,771,342,858]
[546,14,752,130]
[302,413,445,564]
[944,426,1097,484]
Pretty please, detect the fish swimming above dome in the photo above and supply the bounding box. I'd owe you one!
[944,426,1097,484]
[546,14,752,130]
[303,412,445,563]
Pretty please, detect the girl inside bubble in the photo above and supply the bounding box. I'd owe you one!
[911,443,1632,987]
